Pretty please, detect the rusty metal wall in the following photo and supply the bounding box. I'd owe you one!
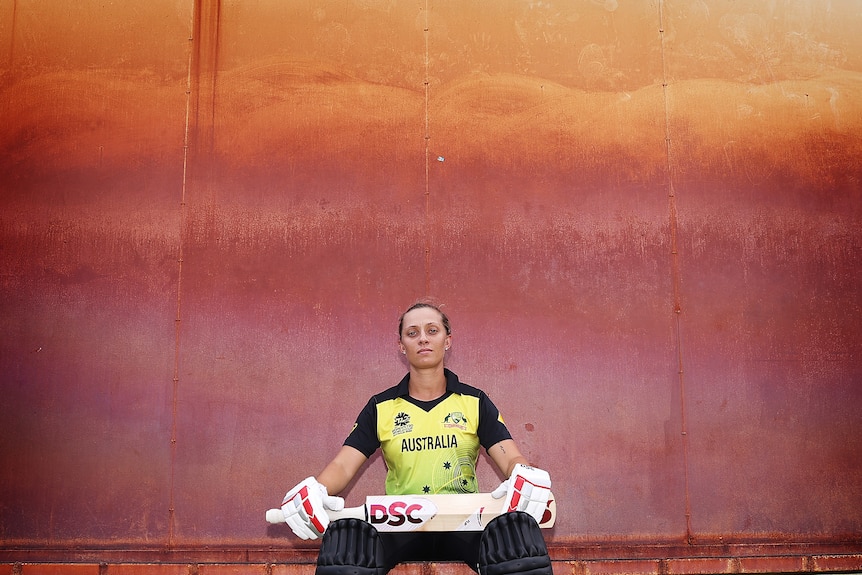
[1,0,861,567]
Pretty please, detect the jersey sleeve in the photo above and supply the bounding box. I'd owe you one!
[343,396,380,458]
[477,391,513,450]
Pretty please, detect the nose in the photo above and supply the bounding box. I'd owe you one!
[419,330,430,343]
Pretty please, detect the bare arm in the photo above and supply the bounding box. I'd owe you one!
[488,439,530,478]
[316,445,368,496]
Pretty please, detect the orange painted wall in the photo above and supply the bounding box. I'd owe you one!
[1,0,860,563]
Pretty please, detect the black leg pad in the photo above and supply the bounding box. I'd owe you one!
[316,518,388,575]
[478,512,553,575]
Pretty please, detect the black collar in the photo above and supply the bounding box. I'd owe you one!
[395,368,460,398]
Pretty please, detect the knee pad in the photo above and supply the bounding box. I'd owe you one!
[478,512,553,575]
[316,518,387,575]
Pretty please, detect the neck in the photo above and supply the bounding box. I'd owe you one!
[408,366,447,401]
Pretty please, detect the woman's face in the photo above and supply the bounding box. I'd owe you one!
[399,306,451,368]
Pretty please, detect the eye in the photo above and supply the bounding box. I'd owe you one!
[406,329,418,338]
[428,326,439,335]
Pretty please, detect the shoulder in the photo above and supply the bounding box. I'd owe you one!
[444,369,489,400]
[368,373,411,404]
[370,385,402,404]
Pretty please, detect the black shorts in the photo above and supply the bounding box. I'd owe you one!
[379,530,482,572]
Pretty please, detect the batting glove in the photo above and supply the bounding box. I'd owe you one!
[492,463,551,523]
[280,477,345,540]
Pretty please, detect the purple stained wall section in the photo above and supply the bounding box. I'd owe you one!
[0,0,861,562]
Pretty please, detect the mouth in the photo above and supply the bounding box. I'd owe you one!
[418,348,433,354]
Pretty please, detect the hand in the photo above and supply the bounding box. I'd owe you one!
[491,463,551,523]
[280,477,345,540]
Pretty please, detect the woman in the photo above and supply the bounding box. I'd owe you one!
[279,300,552,575]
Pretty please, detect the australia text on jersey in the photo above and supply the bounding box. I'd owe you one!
[401,434,458,452]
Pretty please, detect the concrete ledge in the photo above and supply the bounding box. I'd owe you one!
[2,556,862,575]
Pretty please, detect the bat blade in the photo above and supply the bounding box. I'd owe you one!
[266,491,556,532]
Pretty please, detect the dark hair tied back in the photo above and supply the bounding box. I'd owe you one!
[398,299,451,337]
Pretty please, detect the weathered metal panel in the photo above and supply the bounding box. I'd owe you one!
[0,0,861,569]
[661,1,862,541]
[0,0,190,547]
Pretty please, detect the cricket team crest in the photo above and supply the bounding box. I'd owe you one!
[443,411,468,430]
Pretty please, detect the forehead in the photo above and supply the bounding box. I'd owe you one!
[402,307,444,327]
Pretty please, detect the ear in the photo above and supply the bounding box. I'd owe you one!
[444,334,452,350]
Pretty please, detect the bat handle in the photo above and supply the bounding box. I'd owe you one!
[266,506,365,525]
[266,508,285,524]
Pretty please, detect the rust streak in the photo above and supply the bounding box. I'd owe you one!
[7,0,17,69]
[168,0,222,547]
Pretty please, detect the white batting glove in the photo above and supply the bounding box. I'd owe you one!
[280,477,344,540]
[492,463,551,523]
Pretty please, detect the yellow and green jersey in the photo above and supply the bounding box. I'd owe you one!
[344,369,512,496]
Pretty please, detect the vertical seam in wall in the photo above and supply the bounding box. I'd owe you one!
[658,0,694,544]
[169,0,198,548]
[423,0,431,293]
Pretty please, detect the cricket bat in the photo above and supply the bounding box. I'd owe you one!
[266,491,556,532]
